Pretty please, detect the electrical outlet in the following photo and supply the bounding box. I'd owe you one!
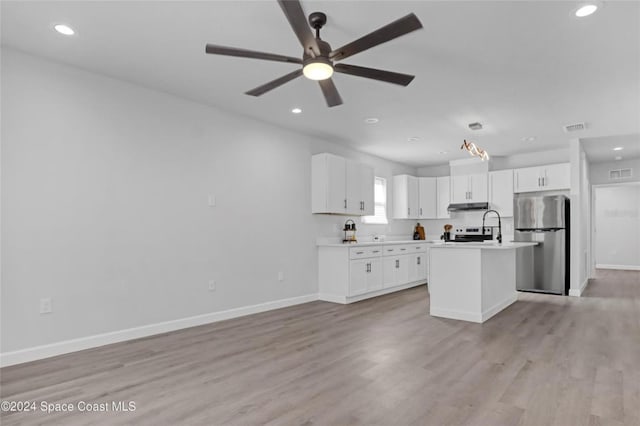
[40,298,52,314]
[208,194,216,207]
[278,272,284,282]
[208,280,216,291]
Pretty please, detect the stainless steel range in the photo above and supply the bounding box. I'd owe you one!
[453,226,494,243]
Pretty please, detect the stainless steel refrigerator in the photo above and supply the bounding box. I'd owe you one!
[514,195,570,295]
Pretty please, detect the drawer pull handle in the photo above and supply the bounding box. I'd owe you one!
[400,248,406,251]
[372,250,380,253]
[356,251,364,254]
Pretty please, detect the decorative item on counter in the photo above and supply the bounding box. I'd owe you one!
[441,223,453,242]
[342,219,357,243]
[413,223,425,240]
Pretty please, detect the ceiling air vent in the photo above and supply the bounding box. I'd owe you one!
[563,122,586,132]
[609,168,632,180]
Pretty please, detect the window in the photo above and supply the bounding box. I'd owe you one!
[362,177,388,224]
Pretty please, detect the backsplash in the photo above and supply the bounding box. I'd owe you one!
[314,211,514,244]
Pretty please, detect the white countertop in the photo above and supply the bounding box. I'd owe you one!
[429,241,538,250]
[317,240,436,248]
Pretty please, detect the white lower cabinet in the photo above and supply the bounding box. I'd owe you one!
[319,243,428,304]
[349,258,383,296]
[408,252,428,283]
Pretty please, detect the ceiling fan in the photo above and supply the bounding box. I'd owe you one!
[205,0,423,107]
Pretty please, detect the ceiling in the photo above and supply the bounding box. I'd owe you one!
[582,133,640,163]
[2,1,639,167]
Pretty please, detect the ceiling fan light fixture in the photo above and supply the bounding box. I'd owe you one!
[575,3,599,17]
[302,58,334,81]
[53,24,75,35]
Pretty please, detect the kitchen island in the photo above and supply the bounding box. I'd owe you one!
[428,241,537,323]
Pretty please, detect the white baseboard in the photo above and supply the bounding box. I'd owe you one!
[481,293,518,322]
[430,307,483,323]
[430,293,517,324]
[317,293,347,304]
[569,278,590,297]
[319,281,426,305]
[596,264,640,271]
[0,293,318,368]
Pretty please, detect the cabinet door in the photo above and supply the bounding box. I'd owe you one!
[407,252,427,282]
[397,255,410,285]
[359,164,375,215]
[392,175,410,219]
[407,176,419,219]
[416,253,427,281]
[418,177,437,219]
[349,259,369,296]
[489,169,514,217]
[345,160,362,215]
[436,176,451,219]
[468,173,488,203]
[451,174,470,203]
[382,257,397,288]
[514,166,542,193]
[312,153,346,213]
[543,163,570,191]
[367,257,384,291]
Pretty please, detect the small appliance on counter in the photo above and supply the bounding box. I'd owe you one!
[441,224,453,242]
[413,223,425,240]
[342,219,357,243]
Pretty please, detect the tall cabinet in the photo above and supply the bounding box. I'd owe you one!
[489,169,514,217]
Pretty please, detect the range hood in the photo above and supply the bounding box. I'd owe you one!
[447,202,489,212]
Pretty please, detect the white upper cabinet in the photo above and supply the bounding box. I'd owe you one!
[436,176,451,219]
[346,160,375,215]
[451,173,488,203]
[418,177,437,219]
[312,153,374,215]
[393,175,419,219]
[514,163,570,193]
[489,169,514,217]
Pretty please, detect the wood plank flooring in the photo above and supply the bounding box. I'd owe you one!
[1,269,639,425]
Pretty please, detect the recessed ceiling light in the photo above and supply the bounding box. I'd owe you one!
[614,156,623,161]
[522,136,536,142]
[613,147,624,151]
[468,122,483,131]
[408,137,419,142]
[439,151,448,155]
[575,4,598,17]
[53,24,75,35]
[291,107,302,114]
[364,118,379,124]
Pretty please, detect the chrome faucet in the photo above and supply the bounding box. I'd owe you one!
[482,209,502,244]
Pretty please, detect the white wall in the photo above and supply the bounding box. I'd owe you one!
[569,139,592,296]
[1,49,415,358]
[590,157,640,185]
[593,184,640,270]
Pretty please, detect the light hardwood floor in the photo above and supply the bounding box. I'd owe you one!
[1,269,639,425]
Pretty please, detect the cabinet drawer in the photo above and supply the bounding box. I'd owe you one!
[349,247,383,260]
[409,243,426,252]
[383,245,411,256]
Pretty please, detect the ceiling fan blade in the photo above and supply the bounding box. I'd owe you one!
[245,69,303,97]
[334,63,415,86]
[318,78,343,107]
[205,44,302,64]
[277,0,321,56]
[330,13,423,61]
